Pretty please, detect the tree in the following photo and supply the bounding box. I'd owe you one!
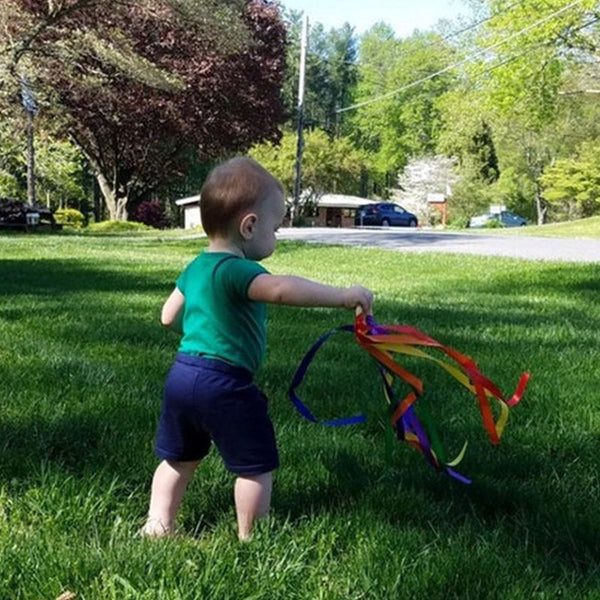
[395,155,458,224]
[35,134,87,210]
[479,0,599,125]
[249,128,367,214]
[433,0,600,225]
[0,117,26,197]
[540,140,600,220]
[0,113,87,208]
[436,88,503,220]
[2,0,287,220]
[351,26,457,189]
[282,12,358,135]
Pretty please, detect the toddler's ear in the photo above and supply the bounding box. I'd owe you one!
[239,212,258,240]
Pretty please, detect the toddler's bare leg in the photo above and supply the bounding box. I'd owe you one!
[141,459,201,536]
[234,471,273,541]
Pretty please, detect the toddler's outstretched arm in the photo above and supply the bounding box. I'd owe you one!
[161,287,185,332]
[248,274,373,314]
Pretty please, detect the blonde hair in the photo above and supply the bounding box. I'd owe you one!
[200,157,283,238]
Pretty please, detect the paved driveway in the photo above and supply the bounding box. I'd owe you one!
[277,227,600,263]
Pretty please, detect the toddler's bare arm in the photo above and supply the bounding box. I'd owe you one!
[248,274,373,314]
[161,287,185,332]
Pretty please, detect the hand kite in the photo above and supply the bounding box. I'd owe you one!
[289,312,529,484]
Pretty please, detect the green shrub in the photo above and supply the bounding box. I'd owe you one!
[54,208,84,229]
[446,215,470,229]
[483,218,504,229]
[85,220,154,233]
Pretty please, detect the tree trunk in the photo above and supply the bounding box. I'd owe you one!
[96,171,128,221]
[535,187,547,225]
[26,111,36,205]
[69,133,129,221]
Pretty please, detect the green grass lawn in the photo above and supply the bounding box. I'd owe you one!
[1,234,600,599]
[466,215,600,238]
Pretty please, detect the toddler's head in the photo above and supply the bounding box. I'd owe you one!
[200,157,286,260]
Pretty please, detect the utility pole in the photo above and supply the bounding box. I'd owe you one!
[20,76,38,206]
[292,14,308,225]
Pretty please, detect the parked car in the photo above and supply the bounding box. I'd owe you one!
[469,210,527,228]
[0,197,60,230]
[355,203,418,227]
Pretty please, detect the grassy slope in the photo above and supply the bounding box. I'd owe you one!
[1,234,599,599]
[466,215,600,238]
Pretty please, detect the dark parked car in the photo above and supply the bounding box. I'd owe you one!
[355,203,418,227]
[0,197,60,230]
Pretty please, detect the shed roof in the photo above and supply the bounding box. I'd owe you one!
[316,194,377,209]
[175,195,200,206]
[175,193,377,210]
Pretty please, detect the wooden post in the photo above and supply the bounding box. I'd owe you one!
[292,14,309,224]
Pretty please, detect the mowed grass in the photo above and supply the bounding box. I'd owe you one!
[467,215,600,238]
[1,234,600,599]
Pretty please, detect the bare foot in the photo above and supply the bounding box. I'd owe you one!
[139,517,172,538]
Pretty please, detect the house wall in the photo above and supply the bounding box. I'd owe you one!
[314,207,355,227]
[183,205,201,229]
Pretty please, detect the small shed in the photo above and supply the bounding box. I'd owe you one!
[427,192,448,227]
[298,194,376,227]
[175,195,201,229]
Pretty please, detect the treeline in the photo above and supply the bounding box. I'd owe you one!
[1,0,599,226]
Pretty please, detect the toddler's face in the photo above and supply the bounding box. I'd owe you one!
[244,191,286,260]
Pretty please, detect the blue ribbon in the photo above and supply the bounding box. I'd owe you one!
[289,325,366,427]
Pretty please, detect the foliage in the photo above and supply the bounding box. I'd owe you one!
[133,200,168,229]
[85,219,153,233]
[0,110,91,209]
[483,217,504,228]
[446,214,470,229]
[34,133,88,210]
[540,140,600,221]
[351,26,457,182]
[446,176,494,222]
[2,0,287,220]
[479,0,599,124]
[3,1,600,227]
[54,207,84,228]
[282,13,358,136]
[433,0,600,225]
[249,128,368,212]
[0,116,27,198]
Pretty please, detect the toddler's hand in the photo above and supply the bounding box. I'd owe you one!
[343,286,373,314]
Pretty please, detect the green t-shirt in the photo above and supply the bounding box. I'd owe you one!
[175,252,268,373]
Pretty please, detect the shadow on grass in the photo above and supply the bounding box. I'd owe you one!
[0,258,170,296]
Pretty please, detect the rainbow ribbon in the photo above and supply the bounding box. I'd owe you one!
[289,313,529,484]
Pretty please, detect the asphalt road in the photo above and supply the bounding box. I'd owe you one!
[277,227,600,263]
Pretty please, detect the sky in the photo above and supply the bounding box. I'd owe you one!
[280,0,471,37]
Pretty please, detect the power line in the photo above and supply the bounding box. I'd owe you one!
[337,0,587,114]
[355,0,527,89]
[433,0,527,46]
[468,16,599,86]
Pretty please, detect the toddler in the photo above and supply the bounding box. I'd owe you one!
[142,157,373,540]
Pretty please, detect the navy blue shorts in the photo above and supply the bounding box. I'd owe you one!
[155,353,279,475]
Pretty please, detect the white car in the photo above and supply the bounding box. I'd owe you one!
[469,210,527,228]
